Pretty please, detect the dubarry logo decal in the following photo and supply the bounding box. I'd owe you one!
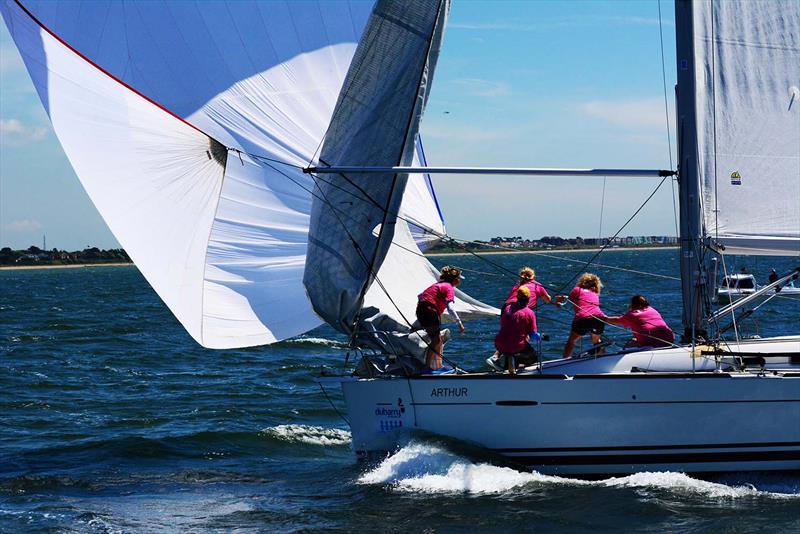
[730,171,742,185]
[375,398,406,433]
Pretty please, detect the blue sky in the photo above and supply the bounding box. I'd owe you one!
[0,0,677,250]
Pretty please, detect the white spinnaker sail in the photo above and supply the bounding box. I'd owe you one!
[692,0,800,256]
[1,0,490,348]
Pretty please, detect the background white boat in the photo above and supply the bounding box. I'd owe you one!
[717,273,800,299]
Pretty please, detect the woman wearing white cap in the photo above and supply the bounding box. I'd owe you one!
[415,266,465,373]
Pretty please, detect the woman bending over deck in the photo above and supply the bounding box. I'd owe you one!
[606,295,675,348]
[558,272,607,358]
[493,285,539,374]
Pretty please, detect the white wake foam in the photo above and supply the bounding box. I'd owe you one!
[359,442,800,498]
[359,442,579,494]
[602,471,800,499]
[284,337,346,348]
[262,424,351,447]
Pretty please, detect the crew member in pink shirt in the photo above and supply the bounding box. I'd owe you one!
[493,285,539,374]
[486,267,552,370]
[416,266,465,371]
[503,266,552,309]
[557,272,607,358]
[607,295,675,348]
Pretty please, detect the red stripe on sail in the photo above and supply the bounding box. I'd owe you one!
[14,0,213,139]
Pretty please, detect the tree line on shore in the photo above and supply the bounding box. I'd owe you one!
[0,246,131,266]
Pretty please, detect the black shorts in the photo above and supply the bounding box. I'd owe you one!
[571,317,605,336]
[416,301,441,337]
[501,343,538,364]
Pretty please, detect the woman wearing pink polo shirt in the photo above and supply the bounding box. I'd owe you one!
[503,266,552,309]
[494,285,539,374]
[558,272,607,358]
[416,266,465,371]
[607,295,675,348]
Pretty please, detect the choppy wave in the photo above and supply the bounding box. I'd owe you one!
[261,424,351,447]
[359,441,800,498]
[3,427,352,471]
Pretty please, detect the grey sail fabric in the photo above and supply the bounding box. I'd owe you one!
[304,0,450,333]
[692,0,800,256]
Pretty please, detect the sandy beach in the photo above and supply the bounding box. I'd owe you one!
[0,262,133,271]
[425,246,678,257]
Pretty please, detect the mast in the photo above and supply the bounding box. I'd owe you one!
[674,0,708,342]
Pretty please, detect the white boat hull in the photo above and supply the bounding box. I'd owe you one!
[339,338,800,475]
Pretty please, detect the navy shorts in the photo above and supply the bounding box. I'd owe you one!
[571,316,605,336]
[416,301,441,340]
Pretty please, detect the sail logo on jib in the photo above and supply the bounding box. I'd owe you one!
[730,171,742,185]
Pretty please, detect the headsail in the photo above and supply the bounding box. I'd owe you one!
[691,0,800,256]
[404,136,446,252]
[304,0,451,333]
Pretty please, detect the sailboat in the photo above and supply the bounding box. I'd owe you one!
[3,0,798,476]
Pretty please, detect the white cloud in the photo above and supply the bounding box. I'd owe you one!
[581,97,672,129]
[450,78,509,97]
[4,219,43,233]
[0,118,49,145]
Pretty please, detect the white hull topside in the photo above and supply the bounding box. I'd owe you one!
[337,336,800,476]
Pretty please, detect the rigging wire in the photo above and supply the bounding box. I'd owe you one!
[241,147,680,286]
[239,148,681,330]
[249,152,468,370]
[318,381,351,427]
[553,175,671,295]
[240,147,680,319]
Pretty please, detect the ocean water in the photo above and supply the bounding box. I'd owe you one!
[2,249,799,533]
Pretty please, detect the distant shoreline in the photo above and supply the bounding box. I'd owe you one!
[425,246,679,257]
[0,262,133,271]
[0,247,680,269]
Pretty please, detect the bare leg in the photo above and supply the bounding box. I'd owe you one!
[506,354,515,375]
[425,331,443,369]
[563,331,581,358]
[591,333,605,354]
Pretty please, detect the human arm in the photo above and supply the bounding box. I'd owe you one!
[606,312,631,328]
[446,302,465,333]
[536,283,552,304]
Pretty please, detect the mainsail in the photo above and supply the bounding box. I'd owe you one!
[691,0,800,256]
[1,0,495,349]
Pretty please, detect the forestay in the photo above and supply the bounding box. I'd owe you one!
[692,0,800,256]
[2,0,490,349]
